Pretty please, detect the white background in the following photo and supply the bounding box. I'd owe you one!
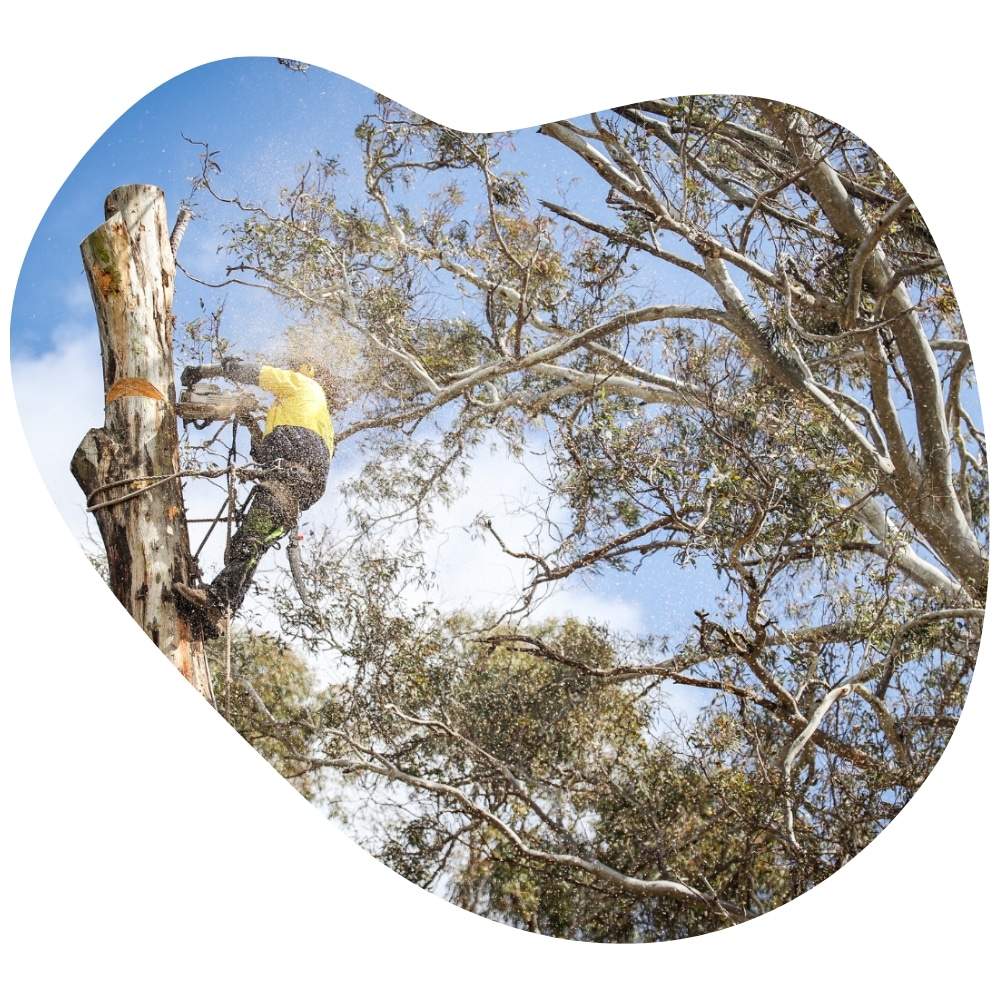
[2,5,994,995]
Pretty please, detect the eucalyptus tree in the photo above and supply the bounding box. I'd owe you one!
[206,631,323,801]
[188,94,986,937]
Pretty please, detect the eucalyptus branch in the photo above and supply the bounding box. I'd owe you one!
[307,744,746,916]
[844,194,914,326]
[383,704,588,857]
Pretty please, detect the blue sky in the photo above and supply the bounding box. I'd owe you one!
[10,56,990,659]
[12,55,993,671]
[12,59,375,357]
[10,57,720,650]
[11,59,384,580]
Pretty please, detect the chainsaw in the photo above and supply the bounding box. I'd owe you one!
[176,364,259,431]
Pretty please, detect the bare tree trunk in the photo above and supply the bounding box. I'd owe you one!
[71,185,215,705]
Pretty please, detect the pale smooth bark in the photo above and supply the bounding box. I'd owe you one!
[71,185,215,704]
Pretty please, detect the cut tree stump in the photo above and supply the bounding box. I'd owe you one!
[71,185,215,704]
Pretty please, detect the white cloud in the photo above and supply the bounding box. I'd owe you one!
[9,302,717,729]
[10,325,106,542]
[431,448,648,633]
[64,279,95,314]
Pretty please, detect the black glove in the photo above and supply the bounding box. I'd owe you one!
[181,362,226,387]
[220,356,244,377]
[180,365,204,388]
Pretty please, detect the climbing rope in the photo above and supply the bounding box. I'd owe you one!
[191,491,235,563]
[221,419,239,718]
[225,417,240,554]
[85,464,261,514]
[223,604,234,723]
[89,410,322,669]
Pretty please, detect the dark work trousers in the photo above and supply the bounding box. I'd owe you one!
[208,425,331,612]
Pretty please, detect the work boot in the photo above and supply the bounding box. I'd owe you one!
[174,582,212,607]
[174,582,227,639]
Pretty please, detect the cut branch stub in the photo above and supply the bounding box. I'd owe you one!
[72,185,214,704]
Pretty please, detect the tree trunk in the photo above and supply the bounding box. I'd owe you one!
[71,185,215,705]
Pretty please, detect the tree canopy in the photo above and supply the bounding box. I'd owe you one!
[182,93,986,940]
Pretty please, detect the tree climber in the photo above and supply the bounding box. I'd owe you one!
[175,356,337,635]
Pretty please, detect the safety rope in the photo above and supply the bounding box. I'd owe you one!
[88,411,318,687]
[221,417,241,718]
[191,491,235,563]
[85,464,260,514]
[224,604,234,723]
[226,418,239,554]
[88,403,275,704]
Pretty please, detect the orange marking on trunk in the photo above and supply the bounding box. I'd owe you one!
[105,378,167,404]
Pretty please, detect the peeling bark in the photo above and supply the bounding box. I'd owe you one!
[72,185,215,704]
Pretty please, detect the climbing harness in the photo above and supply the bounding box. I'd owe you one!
[171,368,326,638]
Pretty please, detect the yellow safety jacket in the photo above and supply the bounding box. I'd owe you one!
[258,366,335,457]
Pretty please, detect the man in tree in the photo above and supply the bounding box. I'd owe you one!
[185,94,985,936]
[175,356,336,634]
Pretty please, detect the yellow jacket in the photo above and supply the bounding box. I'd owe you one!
[259,366,335,456]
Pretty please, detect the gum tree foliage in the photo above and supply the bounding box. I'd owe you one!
[206,631,323,801]
[190,95,986,938]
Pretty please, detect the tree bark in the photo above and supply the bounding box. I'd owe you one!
[71,185,215,704]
